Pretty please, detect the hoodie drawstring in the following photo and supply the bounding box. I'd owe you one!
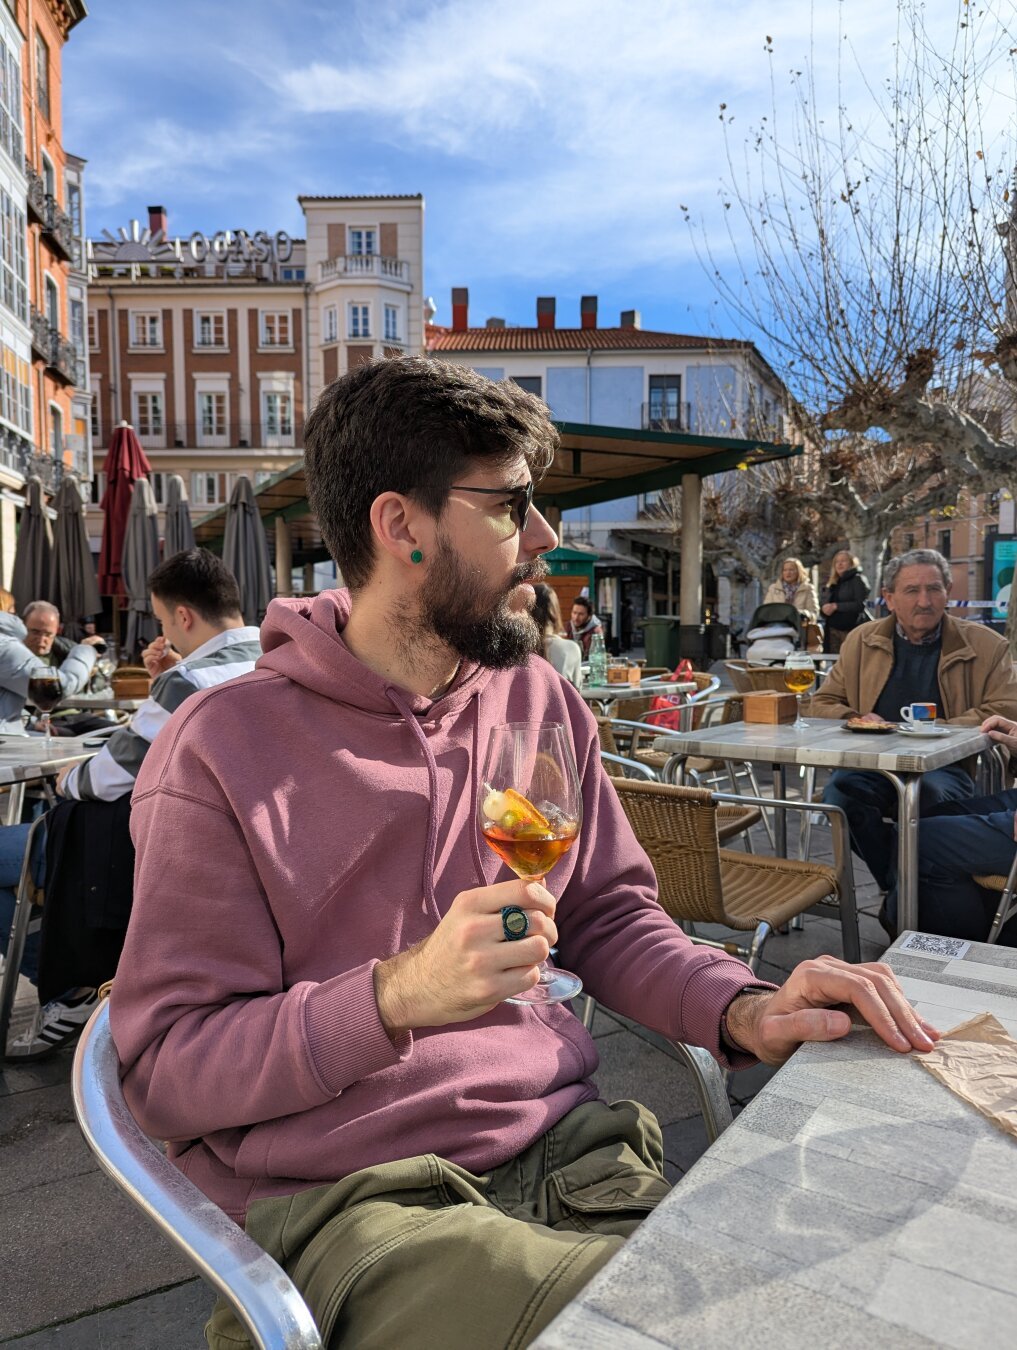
[385,687,444,924]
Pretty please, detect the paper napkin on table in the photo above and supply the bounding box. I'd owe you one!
[914,1012,1017,1140]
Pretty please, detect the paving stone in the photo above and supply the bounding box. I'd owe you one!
[0,1080,95,1199]
[592,1028,702,1127]
[6,1279,209,1349]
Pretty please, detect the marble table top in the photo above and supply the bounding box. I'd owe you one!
[535,933,1017,1349]
[0,733,96,783]
[58,691,144,712]
[582,680,695,703]
[652,717,990,774]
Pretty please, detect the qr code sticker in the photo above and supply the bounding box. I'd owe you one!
[898,932,971,960]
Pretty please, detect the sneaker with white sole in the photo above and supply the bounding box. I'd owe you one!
[7,989,98,1060]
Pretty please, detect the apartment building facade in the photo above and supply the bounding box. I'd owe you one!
[85,196,425,562]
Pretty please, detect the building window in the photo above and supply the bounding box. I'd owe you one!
[130,311,162,348]
[0,341,31,436]
[254,469,275,487]
[348,303,370,339]
[195,311,226,348]
[90,393,100,441]
[647,375,683,429]
[901,532,915,552]
[323,305,338,343]
[199,391,227,437]
[260,311,290,346]
[49,404,62,457]
[134,391,163,437]
[34,30,49,122]
[191,471,232,506]
[44,274,58,330]
[280,267,305,281]
[0,35,24,168]
[263,391,293,437]
[348,228,376,256]
[0,189,27,323]
[69,298,85,354]
[384,305,399,343]
[87,310,99,349]
[937,528,952,559]
[41,150,54,199]
[512,376,542,396]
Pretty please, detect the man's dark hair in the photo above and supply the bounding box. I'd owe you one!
[148,549,243,622]
[302,357,559,590]
[571,596,593,618]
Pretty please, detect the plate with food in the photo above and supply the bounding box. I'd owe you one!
[841,717,899,734]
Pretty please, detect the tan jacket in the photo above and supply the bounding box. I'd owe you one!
[763,579,820,623]
[811,614,1017,726]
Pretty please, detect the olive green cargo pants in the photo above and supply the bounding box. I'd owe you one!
[206,1099,670,1350]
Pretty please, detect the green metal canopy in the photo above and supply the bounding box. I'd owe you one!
[193,420,801,565]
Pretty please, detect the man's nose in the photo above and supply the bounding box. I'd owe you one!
[524,505,559,554]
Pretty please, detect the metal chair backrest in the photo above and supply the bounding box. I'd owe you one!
[609,778,727,926]
[72,1001,323,1350]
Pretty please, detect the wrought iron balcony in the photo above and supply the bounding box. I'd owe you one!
[169,419,305,449]
[18,446,63,490]
[25,158,46,223]
[43,195,75,262]
[641,401,693,433]
[29,304,50,362]
[28,304,82,387]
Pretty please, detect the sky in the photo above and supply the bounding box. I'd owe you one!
[64,0,1014,350]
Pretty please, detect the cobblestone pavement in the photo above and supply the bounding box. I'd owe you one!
[0,784,886,1348]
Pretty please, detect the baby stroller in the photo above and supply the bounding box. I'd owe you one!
[740,602,805,666]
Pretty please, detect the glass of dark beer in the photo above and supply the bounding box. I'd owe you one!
[27,663,62,747]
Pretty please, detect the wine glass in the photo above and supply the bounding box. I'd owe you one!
[783,651,816,730]
[94,639,118,691]
[479,721,583,1005]
[27,663,62,747]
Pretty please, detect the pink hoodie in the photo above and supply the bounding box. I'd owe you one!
[110,590,760,1222]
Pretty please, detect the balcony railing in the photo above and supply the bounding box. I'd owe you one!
[169,420,305,449]
[29,304,82,387]
[641,401,693,432]
[42,195,75,262]
[25,158,46,223]
[319,254,410,283]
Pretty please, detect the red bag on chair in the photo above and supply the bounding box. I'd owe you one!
[646,659,696,730]
[670,659,695,683]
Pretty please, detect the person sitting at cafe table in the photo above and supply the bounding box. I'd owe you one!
[108,357,938,1350]
[813,548,1017,892]
[0,597,102,736]
[4,549,263,1061]
[568,593,604,658]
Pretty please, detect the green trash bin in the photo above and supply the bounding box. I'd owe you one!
[640,615,682,669]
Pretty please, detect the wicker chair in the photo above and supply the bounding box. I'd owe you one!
[599,745,760,845]
[725,660,793,693]
[609,778,860,968]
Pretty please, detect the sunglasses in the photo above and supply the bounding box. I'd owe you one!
[448,480,534,533]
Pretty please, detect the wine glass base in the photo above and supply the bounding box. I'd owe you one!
[793,717,809,730]
[506,969,583,1005]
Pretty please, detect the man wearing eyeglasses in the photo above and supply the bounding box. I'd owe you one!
[814,548,1017,914]
[109,358,938,1350]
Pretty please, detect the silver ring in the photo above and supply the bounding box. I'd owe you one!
[501,906,529,941]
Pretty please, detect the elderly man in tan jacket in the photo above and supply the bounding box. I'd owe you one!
[812,548,1017,893]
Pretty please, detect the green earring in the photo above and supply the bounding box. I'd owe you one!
[410,549,424,564]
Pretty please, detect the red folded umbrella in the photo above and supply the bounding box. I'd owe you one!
[98,422,152,598]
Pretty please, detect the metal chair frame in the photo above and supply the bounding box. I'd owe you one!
[0,812,48,1054]
[72,1000,323,1350]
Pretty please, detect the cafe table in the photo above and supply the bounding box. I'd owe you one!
[0,734,99,1052]
[652,719,991,935]
[535,931,1017,1349]
[581,679,695,717]
[56,690,144,713]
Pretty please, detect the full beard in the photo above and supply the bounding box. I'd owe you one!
[416,544,549,670]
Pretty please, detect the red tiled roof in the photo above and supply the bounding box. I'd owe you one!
[426,325,750,353]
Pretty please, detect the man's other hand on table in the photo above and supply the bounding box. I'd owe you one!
[724,955,940,1066]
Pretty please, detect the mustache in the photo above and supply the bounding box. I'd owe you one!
[508,558,549,590]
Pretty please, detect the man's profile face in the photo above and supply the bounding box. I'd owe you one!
[415,459,557,668]
[884,564,949,640]
[24,611,59,657]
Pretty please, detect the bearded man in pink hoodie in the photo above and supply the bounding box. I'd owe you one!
[110,357,937,1350]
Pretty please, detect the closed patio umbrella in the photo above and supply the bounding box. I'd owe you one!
[121,477,160,659]
[223,475,272,624]
[164,474,195,556]
[11,477,53,613]
[51,476,101,630]
[98,422,152,600]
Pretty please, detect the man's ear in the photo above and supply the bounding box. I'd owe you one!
[177,604,195,631]
[370,491,430,568]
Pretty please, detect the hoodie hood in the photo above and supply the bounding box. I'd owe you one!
[0,612,26,641]
[257,588,494,721]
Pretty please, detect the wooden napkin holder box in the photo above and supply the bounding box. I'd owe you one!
[743,690,797,724]
[606,665,641,685]
[111,667,151,698]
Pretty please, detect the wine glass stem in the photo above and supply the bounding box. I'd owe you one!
[42,713,51,748]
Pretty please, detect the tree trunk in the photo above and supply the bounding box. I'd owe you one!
[853,530,888,600]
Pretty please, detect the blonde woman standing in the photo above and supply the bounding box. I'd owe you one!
[764,558,819,622]
[821,550,871,653]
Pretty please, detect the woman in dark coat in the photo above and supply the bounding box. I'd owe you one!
[821,550,871,653]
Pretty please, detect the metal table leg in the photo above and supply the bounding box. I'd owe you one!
[884,771,921,934]
[0,813,45,1055]
[4,782,25,827]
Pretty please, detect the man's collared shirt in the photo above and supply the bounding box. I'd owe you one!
[894,620,943,646]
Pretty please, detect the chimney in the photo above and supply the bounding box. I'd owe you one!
[620,309,641,330]
[536,296,556,330]
[581,295,598,330]
[486,317,506,329]
[451,287,469,331]
[148,204,168,237]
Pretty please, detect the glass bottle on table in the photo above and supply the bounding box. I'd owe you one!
[588,631,607,685]
[27,663,62,747]
[783,651,816,730]
[478,721,583,1005]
